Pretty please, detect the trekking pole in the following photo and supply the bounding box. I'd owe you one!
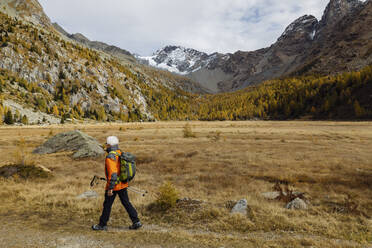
[90,175,106,187]
[128,187,147,197]
[90,175,147,197]
[128,186,148,194]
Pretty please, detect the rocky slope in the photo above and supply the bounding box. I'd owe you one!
[317,0,363,31]
[220,0,372,91]
[138,46,230,93]
[0,0,207,125]
[51,23,207,94]
[52,23,134,62]
[294,0,372,75]
[0,0,51,28]
[141,0,372,93]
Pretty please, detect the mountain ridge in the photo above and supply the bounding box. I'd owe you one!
[0,0,371,125]
[52,22,134,61]
[139,0,371,93]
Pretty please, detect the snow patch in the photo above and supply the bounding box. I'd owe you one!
[310,29,316,40]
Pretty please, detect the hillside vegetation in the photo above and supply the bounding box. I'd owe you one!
[0,11,198,124]
[198,66,372,121]
[0,10,371,124]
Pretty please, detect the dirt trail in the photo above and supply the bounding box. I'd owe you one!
[0,219,367,248]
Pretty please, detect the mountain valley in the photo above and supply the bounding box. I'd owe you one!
[0,0,371,124]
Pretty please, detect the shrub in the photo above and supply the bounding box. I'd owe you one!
[13,138,34,167]
[153,181,179,211]
[183,123,196,138]
[208,130,222,142]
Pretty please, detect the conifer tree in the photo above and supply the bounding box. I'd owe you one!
[4,109,14,125]
[21,115,28,125]
[0,105,3,125]
[354,100,365,118]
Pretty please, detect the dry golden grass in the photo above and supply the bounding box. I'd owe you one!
[0,121,371,247]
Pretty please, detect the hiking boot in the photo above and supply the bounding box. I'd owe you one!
[92,224,107,231]
[129,221,142,230]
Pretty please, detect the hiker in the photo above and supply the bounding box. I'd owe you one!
[92,136,142,231]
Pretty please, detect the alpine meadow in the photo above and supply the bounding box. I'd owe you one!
[0,0,371,247]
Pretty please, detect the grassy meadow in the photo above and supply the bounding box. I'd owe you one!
[0,121,371,247]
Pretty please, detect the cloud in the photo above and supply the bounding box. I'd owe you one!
[38,0,331,55]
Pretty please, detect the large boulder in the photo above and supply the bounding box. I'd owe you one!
[33,130,105,159]
[286,198,308,210]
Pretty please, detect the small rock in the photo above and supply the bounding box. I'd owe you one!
[231,199,247,214]
[36,165,52,173]
[261,191,281,200]
[77,190,98,199]
[286,198,307,210]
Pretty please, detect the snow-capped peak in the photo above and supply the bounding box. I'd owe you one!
[137,45,228,75]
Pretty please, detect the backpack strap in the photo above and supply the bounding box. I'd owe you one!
[107,151,120,161]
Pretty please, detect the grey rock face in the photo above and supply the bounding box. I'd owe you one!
[286,198,308,210]
[3,100,60,124]
[231,199,248,214]
[153,46,209,72]
[319,0,362,29]
[77,190,99,199]
[33,130,105,159]
[0,0,52,28]
[278,15,318,42]
[70,33,90,43]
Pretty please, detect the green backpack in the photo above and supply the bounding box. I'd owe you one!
[110,151,136,183]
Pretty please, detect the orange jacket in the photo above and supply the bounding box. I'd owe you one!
[105,149,128,191]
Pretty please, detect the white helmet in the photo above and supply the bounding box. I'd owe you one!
[106,136,119,146]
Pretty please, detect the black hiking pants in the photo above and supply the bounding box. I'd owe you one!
[99,188,140,226]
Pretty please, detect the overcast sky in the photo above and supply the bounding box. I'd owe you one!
[38,0,331,56]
